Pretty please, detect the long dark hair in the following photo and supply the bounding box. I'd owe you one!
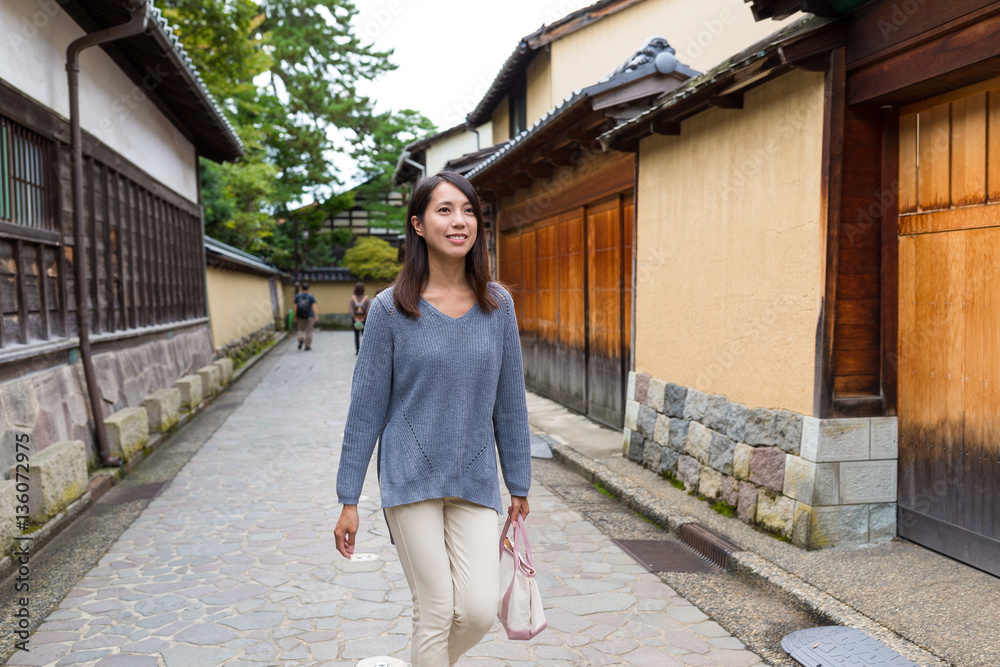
[393,172,499,318]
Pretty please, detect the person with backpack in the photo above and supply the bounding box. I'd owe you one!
[348,282,371,355]
[293,283,318,350]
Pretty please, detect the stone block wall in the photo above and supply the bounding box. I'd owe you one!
[625,372,898,549]
[217,322,275,362]
[0,328,213,473]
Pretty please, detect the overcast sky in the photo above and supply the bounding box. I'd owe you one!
[351,0,594,129]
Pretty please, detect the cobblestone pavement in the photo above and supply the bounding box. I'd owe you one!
[9,332,766,667]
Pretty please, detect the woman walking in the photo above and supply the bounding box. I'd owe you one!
[335,172,531,667]
[348,281,371,354]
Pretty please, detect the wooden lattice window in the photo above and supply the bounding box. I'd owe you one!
[0,115,56,232]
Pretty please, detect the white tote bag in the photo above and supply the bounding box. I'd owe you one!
[497,514,547,640]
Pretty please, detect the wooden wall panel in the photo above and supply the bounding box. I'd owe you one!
[917,106,952,211]
[950,93,987,207]
[898,113,918,214]
[557,211,586,411]
[535,221,559,397]
[587,200,623,425]
[989,91,1000,202]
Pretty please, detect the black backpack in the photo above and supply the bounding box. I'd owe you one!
[295,293,314,319]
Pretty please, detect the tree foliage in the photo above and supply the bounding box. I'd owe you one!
[158,0,434,262]
[342,237,402,282]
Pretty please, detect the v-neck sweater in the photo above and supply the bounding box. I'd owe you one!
[336,282,532,514]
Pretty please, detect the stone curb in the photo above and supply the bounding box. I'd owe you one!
[0,331,288,584]
[545,437,948,667]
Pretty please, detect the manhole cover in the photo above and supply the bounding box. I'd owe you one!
[97,482,166,504]
[782,626,916,666]
[613,539,720,573]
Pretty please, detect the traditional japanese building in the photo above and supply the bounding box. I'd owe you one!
[602,0,1000,567]
[0,0,241,469]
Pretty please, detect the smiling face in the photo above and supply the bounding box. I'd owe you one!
[411,181,479,262]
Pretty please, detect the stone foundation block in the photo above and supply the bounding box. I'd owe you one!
[622,427,632,457]
[197,365,222,398]
[685,422,712,465]
[733,442,753,481]
[871,417,898,459]
[756,490,794,537]
[624,400,640,431]
[750,447,786,493]
[677,455,701,492]
[634,373,650,404]
[683,388,709,422]
[143,388,181,433]
[643,439,661,472]
[653,414,671,446]
[744,408,776,447]
[8,440,87,523]
[659,447,679,475]
[737,481,758,522]
[1,427,35,480]
[726,403,748,442]
[105,407,149,462]
[175,375,204,410]
[810,504,870,547]
[709,431,735,475]
[792,502,814,549]
[721,476,739,507]
[662,383,688,418]
[668,419,689,452]
[775,410,803,455]
[637,405,657,439]
[213,357,235,386]
[627,430,644,462]
[627,371,636,401]
[801,417,870,463]
[840,460,896,503]
[645,378,666,412]
[703,394,729,432]
[869,502,896,541]
[784,456,841,506]
[699,466,723,500]
[0,481,17,555]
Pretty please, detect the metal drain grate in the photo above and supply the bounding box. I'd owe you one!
[97,482,167,504]
[613,539,720,573]
[782,627,916,666]
[678,522,742,569]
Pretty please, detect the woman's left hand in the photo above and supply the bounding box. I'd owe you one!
[508,496,529,520]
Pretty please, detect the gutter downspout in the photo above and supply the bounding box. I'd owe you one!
[66,3,148,467]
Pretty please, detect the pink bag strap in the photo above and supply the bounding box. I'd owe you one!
[499,514,534,566]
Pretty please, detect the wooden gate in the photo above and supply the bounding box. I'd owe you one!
[499,194,632,428]
[897,81,1000,575]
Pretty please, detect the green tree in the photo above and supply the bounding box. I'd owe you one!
[352,109,436,231]
[342,236,402,282]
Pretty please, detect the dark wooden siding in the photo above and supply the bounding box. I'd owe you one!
[833,107,883,398]
[0,94,206,355]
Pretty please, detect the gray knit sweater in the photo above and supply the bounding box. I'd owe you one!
[336,283,531,514]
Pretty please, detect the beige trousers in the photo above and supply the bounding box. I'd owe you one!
[384,497,500,667]
[295,316,313,349]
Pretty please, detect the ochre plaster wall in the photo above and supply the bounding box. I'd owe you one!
[492,96,510,145]
[550,0,796,105]
[635,70,825,415]
[206,268,276,350]
[526,48,553,128]
[281,281,385,318]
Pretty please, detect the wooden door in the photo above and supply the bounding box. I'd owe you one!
[558,209,586,413]
[897,83,1000,576]
[586,197,625,427]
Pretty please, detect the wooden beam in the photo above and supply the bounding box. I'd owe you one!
[815,47,846,419]
[651,120,680,135]
[709,94,743,110]
[522,162,554,179]
[848,10,1000,106]
[548,146,578,166]
[881,107,899,416]
[508,173,532,189]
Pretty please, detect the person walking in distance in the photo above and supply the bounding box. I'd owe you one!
[335,172,532,667]
[348,281,371,355]
[293,283,318,350]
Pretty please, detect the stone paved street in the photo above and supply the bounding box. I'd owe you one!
[9,332,766,667]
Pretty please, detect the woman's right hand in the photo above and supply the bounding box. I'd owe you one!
[335,505,359,558]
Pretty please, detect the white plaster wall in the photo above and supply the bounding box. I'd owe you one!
[0,0,199,203]
[425,123,492,176]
